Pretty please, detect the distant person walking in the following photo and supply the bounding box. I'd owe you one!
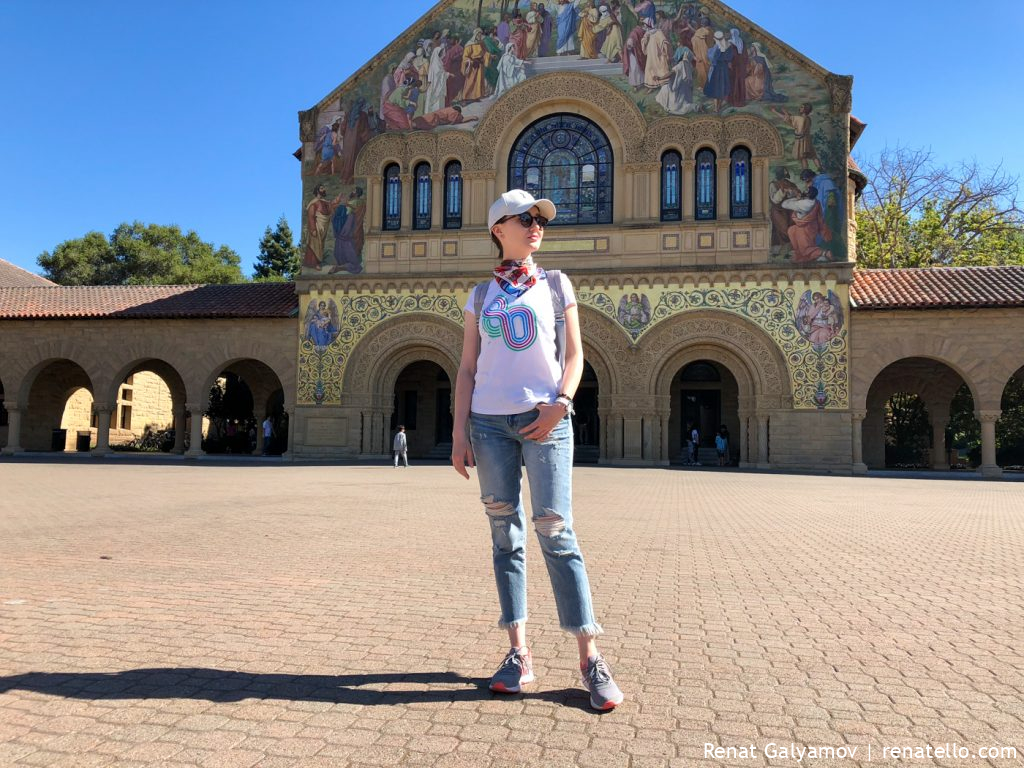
[262,416,273,455]
[393,425,409,467]
[715,426,729,466]
[688,423,700,465]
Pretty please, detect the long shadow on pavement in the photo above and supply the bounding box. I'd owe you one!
[0,668,597,710]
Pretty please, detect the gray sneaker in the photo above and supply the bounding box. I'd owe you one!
[581,654,624,710]
[489,647,534,693]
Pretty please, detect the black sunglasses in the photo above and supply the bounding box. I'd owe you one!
[503,211,549,229]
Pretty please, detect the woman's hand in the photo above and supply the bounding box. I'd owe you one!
[451,432,475,479]
[518,402,567,442]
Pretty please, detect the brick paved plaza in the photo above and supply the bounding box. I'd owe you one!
[1,461,1022,767]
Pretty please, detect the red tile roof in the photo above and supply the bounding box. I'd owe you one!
[0,259,56,287]
[851,267,1024,310]
[0,283,298,319]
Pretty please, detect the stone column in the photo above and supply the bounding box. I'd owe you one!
[400,173,412,229]
[92,403,114,455]
[601,412,622,462]
[2,405,23,454]
[717,158,730,219]
[756,413,770,468]
[931,418,949,470]
[682,160,695,222]
[976,410,1003,478]
[254,422,265,456]
[659,410,670,464]
[862,407,886,469]
[851,409,867,474]
[282,408,293,459]
[172,403,186,454]
[752,159,765,217]
[431,172,443,229]
[737,413,750,467]
[185,402,205,458]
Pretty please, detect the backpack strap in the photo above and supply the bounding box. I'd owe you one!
[545,270,566,371]
[472,280,489,318]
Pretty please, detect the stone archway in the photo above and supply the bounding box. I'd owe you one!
[640,311,791,466]
[387,360,454,460]
[189,358,289,457]
[104,358,188,454]
[670,359,742,466]
[343,314,463,455]
[19,359,95,452]
[861,357,988,474]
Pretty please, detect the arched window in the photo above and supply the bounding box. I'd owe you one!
[508,113,613,226]
[660,150,682,222]
[383,163,402,231]
[413,162,432,230]
[444,160,462,229]
[730,146,751,219]
[695,148,716,221]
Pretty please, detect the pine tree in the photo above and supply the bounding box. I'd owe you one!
[253,216,300,281]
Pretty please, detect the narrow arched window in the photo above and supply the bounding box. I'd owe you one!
[383,163,402,231]
[661,150,682,221]
[730,146,752,219]
[413,162,432,230]
[444,160,462,229]
[695,148,717,221]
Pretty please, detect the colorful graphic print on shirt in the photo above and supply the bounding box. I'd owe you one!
[482,295,537,351]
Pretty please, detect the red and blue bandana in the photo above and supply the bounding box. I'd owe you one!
[493,257,542,297]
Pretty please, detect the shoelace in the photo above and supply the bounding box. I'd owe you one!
[501,649,528,672]
[587,656,611,685]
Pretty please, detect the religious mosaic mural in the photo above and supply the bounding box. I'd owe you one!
[300,0,850,274]
[297,280,849,410]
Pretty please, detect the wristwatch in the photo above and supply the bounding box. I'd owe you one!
[554,393,575,416]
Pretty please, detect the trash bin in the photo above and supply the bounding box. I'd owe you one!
[76,431,92,452]
[51,428,68,452]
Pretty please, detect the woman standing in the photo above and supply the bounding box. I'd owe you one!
[451,190,624,711]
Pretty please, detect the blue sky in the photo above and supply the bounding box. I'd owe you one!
[2,1,1022,278]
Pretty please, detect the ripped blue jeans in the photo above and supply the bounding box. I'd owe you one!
[470,410,603,637]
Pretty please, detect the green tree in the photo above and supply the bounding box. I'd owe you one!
[37,231,118,285]
[855,146,1024,269]
[253,216,300,281]
[997,374,1024,466]
[884,392,931,466]
[38,222,244,285]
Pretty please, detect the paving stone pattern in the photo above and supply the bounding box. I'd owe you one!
[1,462,1023,767]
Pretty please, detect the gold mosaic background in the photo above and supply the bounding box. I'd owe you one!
[298,282,849,410]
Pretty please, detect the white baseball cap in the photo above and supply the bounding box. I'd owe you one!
[487,189,557,230]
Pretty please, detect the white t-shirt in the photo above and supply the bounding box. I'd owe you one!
[464,272,577,415]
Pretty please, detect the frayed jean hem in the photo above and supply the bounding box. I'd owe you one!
[563,622,604,638]
[497,616,529,629]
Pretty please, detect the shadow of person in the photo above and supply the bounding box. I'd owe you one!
[0,668,494,705]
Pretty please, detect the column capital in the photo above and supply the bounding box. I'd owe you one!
[92,402,114,414]
[184,402,204,413]
[975,410,1002,424]
[850,409,867,421]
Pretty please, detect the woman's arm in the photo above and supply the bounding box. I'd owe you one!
[451,310,480,479]
[518,303,584,440]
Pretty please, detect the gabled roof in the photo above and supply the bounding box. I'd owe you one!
[308,0,846,115]
[851,267,1024,310]
[0,283,298,320]
[0,258,55,287]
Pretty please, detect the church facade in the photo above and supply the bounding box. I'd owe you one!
[293,0,862,470]
[2,0,1022,475]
